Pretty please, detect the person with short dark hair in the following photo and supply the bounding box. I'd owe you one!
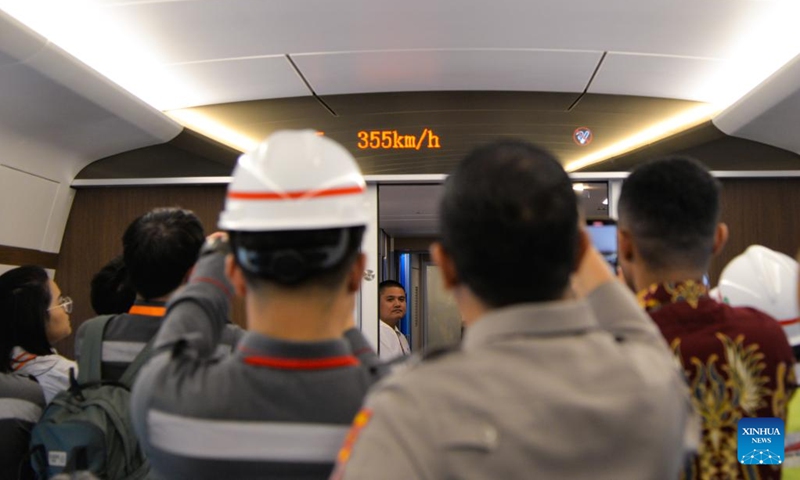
[334,140,692,479]
[378,280,409,359]
[74,207,240,382]
[131,130,383,479]
[0,265,76,403]
[122,208,205,301]
[90,255,135,315]
[617,156,795,479]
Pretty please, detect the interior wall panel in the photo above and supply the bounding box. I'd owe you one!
[53,185,245,359]
[0,166,62,251]
[0,245,59,270]
[710,178,800,287]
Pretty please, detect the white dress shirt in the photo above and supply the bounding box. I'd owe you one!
[379,320,410,360]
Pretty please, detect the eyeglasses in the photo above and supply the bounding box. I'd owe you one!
[48,295,73,314]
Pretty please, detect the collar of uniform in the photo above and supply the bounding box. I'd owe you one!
[462,299,598,350]
[235,332,357,369]
[128,300,167,317]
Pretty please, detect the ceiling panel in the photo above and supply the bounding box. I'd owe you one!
[94,0,768,63]
[714,53,800,156]
[581,122,800,172]
[292,49,603,96]
[80,92,724,179]
[159,56,311,110]
[589,53,727,102]
[379,184,442,237]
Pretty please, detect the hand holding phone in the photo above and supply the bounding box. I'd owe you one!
[585,219,617,272]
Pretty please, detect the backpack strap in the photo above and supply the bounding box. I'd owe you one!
[77,315,116,384]
[119,333,157,389]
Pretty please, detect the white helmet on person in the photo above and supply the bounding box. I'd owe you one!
[718,245,800,345]
[219,130,368,231]
[218,130,369,284]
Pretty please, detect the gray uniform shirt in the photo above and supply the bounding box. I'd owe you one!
[130,250,384,480]
[1,372,45,479]
[75,301,243,382]
[337,282,694,480]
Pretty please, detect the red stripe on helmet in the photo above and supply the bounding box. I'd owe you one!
[228,185,365,200]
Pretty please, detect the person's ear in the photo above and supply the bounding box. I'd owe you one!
[225,254,247,297]
[573,228,590,272]
[712,222,729,255]
[347,253,367,293]
[618,227,635,264]
[431,242,459,290]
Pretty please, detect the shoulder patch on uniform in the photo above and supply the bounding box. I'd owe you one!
[330,408,373,480]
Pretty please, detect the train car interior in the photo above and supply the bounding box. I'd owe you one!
[0,1,799,354]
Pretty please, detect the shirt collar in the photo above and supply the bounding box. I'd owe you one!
[462,299,599,350]
[636,280,709,312]
[235,332,353,360]
[128,299,167,317]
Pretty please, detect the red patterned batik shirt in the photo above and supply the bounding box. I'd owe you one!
[640,280,796,480]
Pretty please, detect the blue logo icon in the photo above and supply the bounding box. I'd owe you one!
[573,127,593,146]
[738,417,784,465]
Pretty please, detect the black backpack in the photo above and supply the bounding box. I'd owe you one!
[30,315,152,479]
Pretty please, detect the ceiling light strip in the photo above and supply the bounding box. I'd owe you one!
[565,104,718,172]
[165,110,259,152]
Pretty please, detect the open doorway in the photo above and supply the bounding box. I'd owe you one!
[376,181,611,354]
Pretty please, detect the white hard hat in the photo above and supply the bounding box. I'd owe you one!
[718,245,800,345]
[219,130,368,231]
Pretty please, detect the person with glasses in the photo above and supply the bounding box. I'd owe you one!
[0,265,76,404]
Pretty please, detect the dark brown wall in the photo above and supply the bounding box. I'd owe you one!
[0,245,59,269]
[709,178,800,285]
[53,185,246,359]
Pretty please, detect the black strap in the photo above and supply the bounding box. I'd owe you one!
[77,315,115,384]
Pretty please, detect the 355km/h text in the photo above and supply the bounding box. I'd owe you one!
[357,129,441,150]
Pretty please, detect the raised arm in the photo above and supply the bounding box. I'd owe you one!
[571,231,668,350]
[152,237,234,357]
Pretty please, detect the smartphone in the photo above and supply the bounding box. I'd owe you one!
[585,219,617,271]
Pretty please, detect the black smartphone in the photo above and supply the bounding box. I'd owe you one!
[585,219,617,271]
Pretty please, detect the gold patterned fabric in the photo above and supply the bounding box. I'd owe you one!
[642,281,796,480]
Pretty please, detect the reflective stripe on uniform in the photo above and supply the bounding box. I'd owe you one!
[0,397,43,422]
[147,409,349,462]
[103,341,147,363]
[104,341,235,362]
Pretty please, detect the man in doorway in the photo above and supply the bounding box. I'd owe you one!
[617,156,795,480]
[378,280,410,360]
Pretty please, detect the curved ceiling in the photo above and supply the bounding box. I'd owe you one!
[1,0,800,178]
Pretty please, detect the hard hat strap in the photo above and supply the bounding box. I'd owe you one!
[233,229,352,284]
